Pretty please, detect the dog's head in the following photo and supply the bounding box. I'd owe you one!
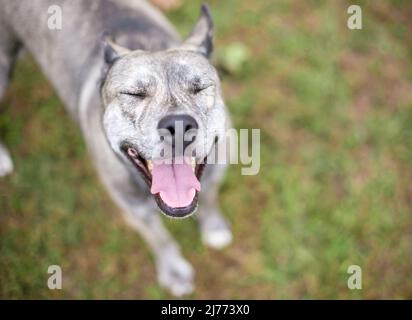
[100,5,228,218]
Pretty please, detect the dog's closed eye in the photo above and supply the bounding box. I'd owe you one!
[190,83,213,95]
[120,90,147,99]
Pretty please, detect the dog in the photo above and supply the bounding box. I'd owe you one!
[0,0,233,296]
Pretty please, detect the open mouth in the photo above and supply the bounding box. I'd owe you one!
[121,143,206,218]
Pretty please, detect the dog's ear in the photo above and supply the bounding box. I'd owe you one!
[181,4,213,58]
[100,34,131,89]
[102,33,130,66]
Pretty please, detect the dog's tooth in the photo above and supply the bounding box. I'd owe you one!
[191,157,196,172]
[147,160,153,172]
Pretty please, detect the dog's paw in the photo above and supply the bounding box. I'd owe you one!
[202,227,232,250]
[0,148,13,177]
[157,251,195,297]
[201,214,232,250]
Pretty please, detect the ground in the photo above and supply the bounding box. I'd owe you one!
[1,0,412,299]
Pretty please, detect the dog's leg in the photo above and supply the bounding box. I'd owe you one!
[0,26,20,177]
[79,97,194,296]
[122,207,195,296]
[0,142,13,177]
[196,164,232,249]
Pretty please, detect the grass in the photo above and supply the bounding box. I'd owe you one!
[1,0,412,299]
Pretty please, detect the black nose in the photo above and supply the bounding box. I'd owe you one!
[157,114,198,149]
[158,114,198,135]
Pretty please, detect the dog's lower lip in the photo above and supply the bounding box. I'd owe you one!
[154,192,199,218]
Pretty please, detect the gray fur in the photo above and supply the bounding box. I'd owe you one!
[0,0,232,296]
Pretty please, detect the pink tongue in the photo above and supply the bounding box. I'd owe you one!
[151,158,201,208]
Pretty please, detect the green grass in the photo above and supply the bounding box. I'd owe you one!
[1,0,412,299]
